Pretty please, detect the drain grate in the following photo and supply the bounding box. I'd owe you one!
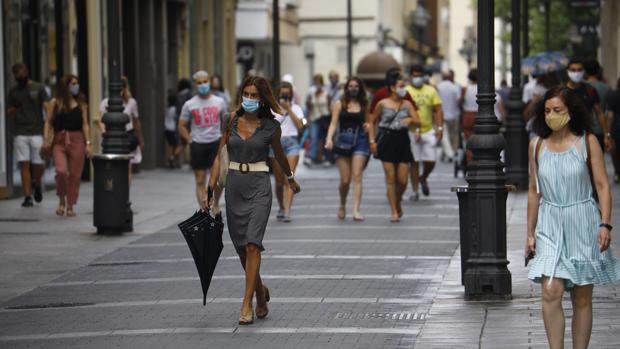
[6,302,95,310]
[89,261,151,267]
[335,311,427,321]
[0,231,48,235]
[0,218,39,222]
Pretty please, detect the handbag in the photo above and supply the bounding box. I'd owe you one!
[333,125,359,156]
[127,130,139,152]
[217,115,236,188]
[374,101,403,158]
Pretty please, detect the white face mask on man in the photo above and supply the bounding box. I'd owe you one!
[567,71,584,84]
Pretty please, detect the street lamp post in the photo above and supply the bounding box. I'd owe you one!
[461,0,512,300]
[411,1,430,64]
[272,0,280,88]
[505,0,529,190]
[543,0,550,51]
[347,0,352,78]
[459,26,476,68]
[92,0,133,234]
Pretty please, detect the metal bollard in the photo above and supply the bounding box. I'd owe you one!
[92,154,133,234]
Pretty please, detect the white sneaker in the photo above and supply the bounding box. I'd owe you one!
[303,158,313,167]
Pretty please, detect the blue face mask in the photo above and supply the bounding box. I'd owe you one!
[242,97,260,113]
[412,77,424,87]
[70,84,80,96]
[197,83,211,95]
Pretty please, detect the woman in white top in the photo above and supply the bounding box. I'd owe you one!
[98,76,144,183]
[305,74,331,165]
[460,69,505,152]
[271,81,304,222]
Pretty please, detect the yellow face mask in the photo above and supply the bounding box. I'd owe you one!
[545,111,571,131]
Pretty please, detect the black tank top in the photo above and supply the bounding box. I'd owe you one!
[54,106,83,131]
[338,109,364,130]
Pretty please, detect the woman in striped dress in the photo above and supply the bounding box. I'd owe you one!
[526,86,620,349]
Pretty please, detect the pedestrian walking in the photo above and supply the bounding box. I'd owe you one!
[327,70,342,107]
[7,63,49,207]
[271,81,304,222]
[325,77,371,221]
[369,67,417,113]
[174,78,194,165]
[42,75,91,216]
[206,76,301,325]
[99,76,145,184]
[368,73,420,222]
[304,74,332,167]
[607,76,620,183]
[526,86,620,349]
[565,58,610,152]
[437,71,462,162]
[406,65,444,201]
[164,94,181,168]
[210,74,232,107]
[178,70,228,212]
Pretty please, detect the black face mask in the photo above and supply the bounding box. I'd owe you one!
[16,77,28,86]
[347,89,360,98]
[279,95,291,102]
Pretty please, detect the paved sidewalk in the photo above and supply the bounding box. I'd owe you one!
[1,158,619,348]
[416,179,620,348]
[0,167,198,302]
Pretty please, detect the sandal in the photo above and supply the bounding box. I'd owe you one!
[66,207,76,217]
[238,305,254,325]
[337,206,346,220]
[390,215,400,223]
[256,286,270,319]
[238,312,254,325]
[352,213,365,222]
[56,204,65,216]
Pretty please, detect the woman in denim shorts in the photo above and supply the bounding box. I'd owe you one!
[271,82,304,222]
[325,77,370,221]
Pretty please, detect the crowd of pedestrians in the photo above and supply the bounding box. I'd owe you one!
[6,54,620,339]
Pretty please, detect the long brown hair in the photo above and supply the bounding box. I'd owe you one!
[235,76,281,118]
[55,74,85,112]
[340,76,368,111]
[121,76,132,104]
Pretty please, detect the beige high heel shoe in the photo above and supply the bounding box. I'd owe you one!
[238,305,254,325]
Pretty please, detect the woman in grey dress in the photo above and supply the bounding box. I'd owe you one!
[207,76,301,325]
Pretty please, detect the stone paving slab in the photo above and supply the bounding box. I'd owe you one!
[0,160,463,348]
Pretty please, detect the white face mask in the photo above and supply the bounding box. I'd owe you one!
[568,71,584,84]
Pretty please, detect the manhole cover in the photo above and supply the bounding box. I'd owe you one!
[335,312,427,321]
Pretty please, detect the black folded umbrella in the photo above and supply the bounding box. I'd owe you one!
[178,210,224,305]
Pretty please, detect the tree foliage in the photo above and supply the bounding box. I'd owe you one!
[492,0,572,56]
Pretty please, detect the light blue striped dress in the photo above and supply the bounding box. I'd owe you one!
[528,135,620,289]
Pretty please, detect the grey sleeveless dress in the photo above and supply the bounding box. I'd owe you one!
[225,117,279,255]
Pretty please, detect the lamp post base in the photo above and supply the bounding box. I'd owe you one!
[464,266,513,301]
[93,154,133,235]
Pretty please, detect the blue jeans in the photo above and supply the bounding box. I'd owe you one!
[307,121,334,162]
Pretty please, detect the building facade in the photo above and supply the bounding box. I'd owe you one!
[600,0,620,84]
[1,0,238,199]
